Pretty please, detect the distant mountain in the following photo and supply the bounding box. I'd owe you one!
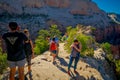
[0,0,111,28]
[0,0,119,42]
[108,13,120,24]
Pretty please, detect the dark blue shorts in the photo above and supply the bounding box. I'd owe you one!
[51,50,57,54]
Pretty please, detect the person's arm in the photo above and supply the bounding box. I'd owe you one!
[73,44,81,52]
[30,40,34,58]
[80,43,82,52]
[55,42,58,50]
[70,44,74,49]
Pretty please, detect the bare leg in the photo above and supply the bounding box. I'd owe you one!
[52,54,56,62]
[18,66,24,80]
[9,67,16,80]
[28,65,31,72]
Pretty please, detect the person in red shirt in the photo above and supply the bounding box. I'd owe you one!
[49,38,57,64]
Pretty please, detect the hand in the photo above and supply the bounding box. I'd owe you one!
[71,44,75,48]
[74,46,78,49]
[72,45,76,48]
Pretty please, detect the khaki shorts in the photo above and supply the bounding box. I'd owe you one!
[8,59,26,68]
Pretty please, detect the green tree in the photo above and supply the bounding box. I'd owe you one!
[65,26,94,57]
[34,30,49,55]
[38,30,50,39]
[66,26,72,34]
[49,25,61,38]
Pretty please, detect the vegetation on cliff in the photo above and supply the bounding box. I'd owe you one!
[101,42,120,79]
[34,25,61,55]
[0,47,7,74]
[65,25,95,57]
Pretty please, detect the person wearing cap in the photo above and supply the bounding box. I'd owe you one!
[24,29,34,74]
[2,22,28,80]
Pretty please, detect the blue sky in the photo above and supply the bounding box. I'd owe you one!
[92,0,120,14]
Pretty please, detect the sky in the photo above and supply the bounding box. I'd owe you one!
[92,0,120,14]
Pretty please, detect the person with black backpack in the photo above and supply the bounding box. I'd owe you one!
[24,29,34,74]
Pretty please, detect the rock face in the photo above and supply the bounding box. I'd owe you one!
[0,0,119,57]
[0,0,102,15]
[108,13,120,24]
[94,24,120,59]
[0,0,110,28]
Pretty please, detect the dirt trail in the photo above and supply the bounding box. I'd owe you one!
[24,43,103,80]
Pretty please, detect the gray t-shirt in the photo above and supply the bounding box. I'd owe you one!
[70,44,80,57]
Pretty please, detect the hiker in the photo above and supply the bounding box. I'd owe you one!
[24,29,34,74]
[1,22,28,80]
[54,36,59,56]
[68,39,82,75]
[49,38,57,64]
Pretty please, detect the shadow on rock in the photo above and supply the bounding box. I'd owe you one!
[69,71,86,80]
[57,56,68,66]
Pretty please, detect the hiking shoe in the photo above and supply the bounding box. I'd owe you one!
[67,71,71,76]
[74,70,79,75]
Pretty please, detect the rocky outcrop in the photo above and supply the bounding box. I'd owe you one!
[0,0,102,15]
[108,13,120,24]
[111,45,120,59]
[95,24,120,42]
[94,24,120,59]
[0,0,110,28]
[45,0,70,8]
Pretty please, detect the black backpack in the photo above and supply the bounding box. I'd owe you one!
[24,40,32,57]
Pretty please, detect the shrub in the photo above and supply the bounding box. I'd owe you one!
[38,30,50,39]
[101,43,120,77]
[34,31,49,55]
[101,42,111,54]
[49,24,62,38]
[0,47,7,74]
[65,26,94,57]
[114,60,120,78]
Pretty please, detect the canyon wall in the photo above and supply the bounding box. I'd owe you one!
[95,24,120,59]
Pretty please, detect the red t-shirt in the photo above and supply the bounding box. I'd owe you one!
[50,41,57,51]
